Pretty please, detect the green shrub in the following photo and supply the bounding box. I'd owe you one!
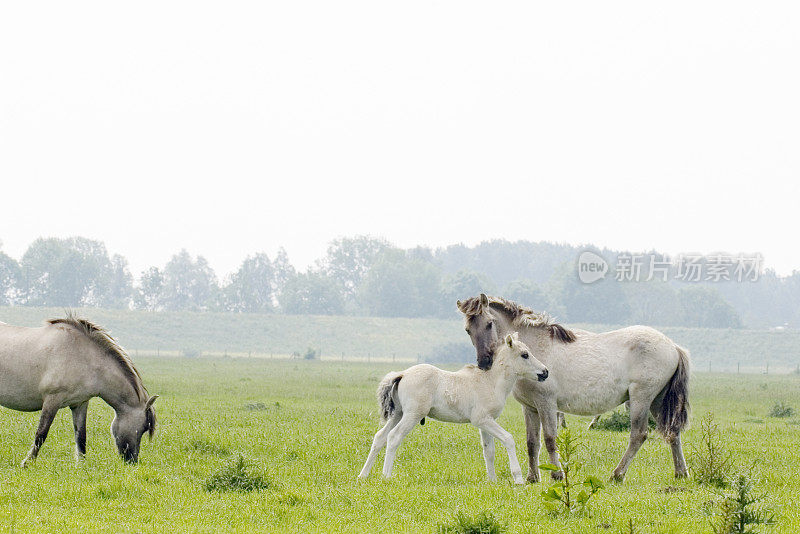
[437,511,504,534]
[768,401,794,418]
[690,412,733,488]
[711,474,776,533]
[204,455,271,492]
[590,409,656,432]
[539,428,604,514]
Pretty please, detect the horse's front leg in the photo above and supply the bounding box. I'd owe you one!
[21,398,61,467]
[522,405,542,483]
[476,419,524,485]
[479,429,496,482]
[539,407,563,480]
[71,401,89,463]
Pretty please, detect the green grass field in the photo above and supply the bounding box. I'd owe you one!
[1,358,799,533]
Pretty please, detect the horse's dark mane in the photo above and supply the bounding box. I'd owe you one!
[458,295,577,343]
[47,312,149,401]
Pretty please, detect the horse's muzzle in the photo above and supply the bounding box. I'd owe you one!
[537,369,549,382]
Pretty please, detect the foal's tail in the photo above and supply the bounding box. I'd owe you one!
[377,372,403,422]
[657,345,691,440]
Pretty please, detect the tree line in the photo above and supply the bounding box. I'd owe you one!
[1,236,798,329]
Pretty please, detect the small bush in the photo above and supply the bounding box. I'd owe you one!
[540,428,604,515]
[182,348,201,358]
[590,409,656,432]
[304,347,320,360]
[204,455,271,493]
[437,511,504,534]
[768,401,794,418]
[711,474,776,533]
[426,342,475,364]
[690,412,733,488]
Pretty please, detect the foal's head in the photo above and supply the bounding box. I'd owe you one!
[497,333,548,382]
[111,395,158,463]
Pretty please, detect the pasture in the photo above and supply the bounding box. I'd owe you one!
[1,358,798,533]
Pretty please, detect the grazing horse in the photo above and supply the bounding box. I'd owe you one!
[358,333,549,484]
[0,314,158,465]
[458,294,690,483]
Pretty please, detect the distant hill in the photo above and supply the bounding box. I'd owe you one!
[1,307,798,373]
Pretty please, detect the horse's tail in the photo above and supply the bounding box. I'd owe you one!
[657,345,691,440]
[377,372,403,422]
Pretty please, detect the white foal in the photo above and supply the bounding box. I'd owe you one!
[358,333,548,484]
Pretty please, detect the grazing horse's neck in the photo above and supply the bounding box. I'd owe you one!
[98,362,145,413]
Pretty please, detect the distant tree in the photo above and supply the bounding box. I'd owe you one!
[278,271,343,315]
[223,253,275,313]
[548,262,631,324]
[20,237,114,307]
[621,280,681,326]
[0,243,22,305]
[161,250,219,311]
[271,247,296,297]
[101,254,133,309]
[359,250,442,317]
[318,235,393,304]
[439,269,495,317]
[135,267,165,311]
[678,286,742,328]
[503,279,549,310]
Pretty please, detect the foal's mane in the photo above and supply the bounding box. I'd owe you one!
[459,296,577,343]
[48,312,149,401]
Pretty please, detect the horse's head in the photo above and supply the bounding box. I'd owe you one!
[497,332,548,382]
[111,395,158,463]
[458,293,500,370]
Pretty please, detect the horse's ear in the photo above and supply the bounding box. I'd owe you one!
[512,331,519,341]
[479,293,489,308]
[456,300,463,312]
[505,333,514,347]
[146,395,159,409]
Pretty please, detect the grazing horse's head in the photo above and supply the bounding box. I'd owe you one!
[497,333,549,382]
[458,293,500,370]
[111,395,158,463]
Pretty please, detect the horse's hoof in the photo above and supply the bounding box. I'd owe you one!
[20,458,32,468]
[550,471,564,481]
[526,473,540,484]
[610,473,625,483]
[675,471,688,479]
[513,477,525,485]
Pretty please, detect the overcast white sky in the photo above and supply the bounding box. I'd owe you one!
[1,2,798,278]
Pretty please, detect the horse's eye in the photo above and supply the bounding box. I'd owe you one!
[486,322,493,330]
[521,352,529,359]
[465,327,469,333]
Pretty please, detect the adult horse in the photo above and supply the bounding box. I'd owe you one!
[0,314,158,465]
[457,294,689,483]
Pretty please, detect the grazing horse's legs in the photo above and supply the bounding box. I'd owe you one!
[21,398,61,467]
[650,398,688,478]
[611,391,651,482]
[539,406,563,480]
[382,414,418,478]
[71,401,89,462]
[476,419,524,485]
[358,411,401,478]
[523,405,542,483]
[479,429,496,481]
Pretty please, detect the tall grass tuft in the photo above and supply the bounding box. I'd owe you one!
[204,455,271,492]
[690,412,733,488]
[711,474,776,533]
[437,511,505,534]
[768,401,794,418]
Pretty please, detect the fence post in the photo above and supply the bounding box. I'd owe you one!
[737,361,740,374]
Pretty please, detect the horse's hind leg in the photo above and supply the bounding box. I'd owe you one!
[71,401,89,463]
[523,405,542,483]
[611,395,651,482]
[650,398,688,478]
[479,429,496,482]
[358,411,400,478]
[21,398,61,468]
[382,413,418,478]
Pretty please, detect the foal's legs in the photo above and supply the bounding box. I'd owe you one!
[382,413,419,478]
[71,401,89,463]
[358,411,401,478]
[611,393,651,482]
[476,419,524,484]
[523,405,542,483]
[21,397,61,467]
[479,429,496,481]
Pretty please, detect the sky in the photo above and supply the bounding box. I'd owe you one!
[1,2,798,278]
